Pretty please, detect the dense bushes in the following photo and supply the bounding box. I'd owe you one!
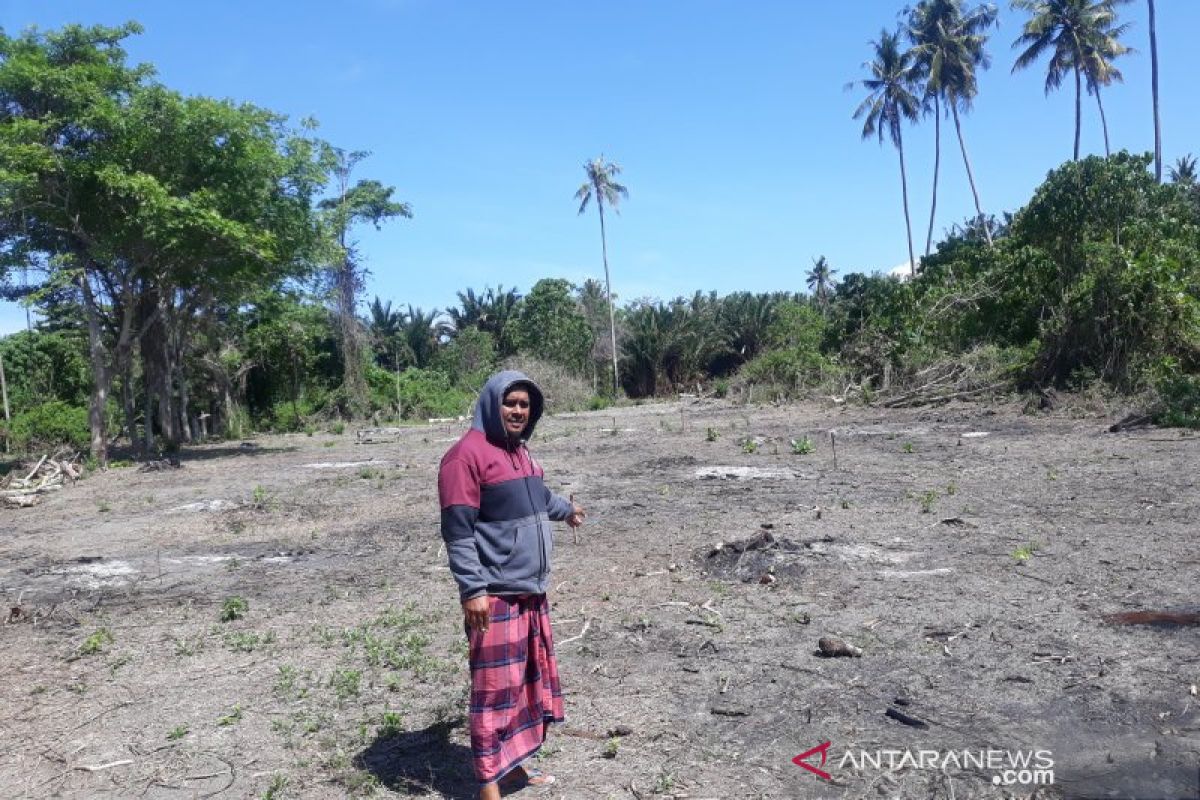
[6,401,90,451]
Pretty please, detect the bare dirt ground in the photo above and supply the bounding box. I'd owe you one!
[2,398,1199,800]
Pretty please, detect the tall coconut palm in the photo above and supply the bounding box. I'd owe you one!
[1148,0,1161,181]
[851,28,921,275]
[575,155,628,394]
[1082,5,1132,157]
[805,256,838,307]
[907,0,999,249]
[1012,0,1130,161]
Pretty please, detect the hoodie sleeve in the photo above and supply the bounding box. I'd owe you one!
[543,483,574,522]
[438,456,487,600]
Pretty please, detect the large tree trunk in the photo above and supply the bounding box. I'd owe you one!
[120,359,138,455]
[598,201,620,395]
[950,104,993,246]
[79,269,110,466]
[925,96,941,258]
[139,287,177,452]
[1149,0,1162,182]
[897,127,916,277]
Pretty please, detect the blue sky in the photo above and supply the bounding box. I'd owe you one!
[3,0,1198,336]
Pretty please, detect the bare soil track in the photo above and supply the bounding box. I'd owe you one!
[2,399,1198,799]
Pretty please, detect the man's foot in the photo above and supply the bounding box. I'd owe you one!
[500,765,555,788]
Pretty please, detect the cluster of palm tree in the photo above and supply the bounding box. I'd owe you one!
[852,0,1160,271]
[365,297,449,371]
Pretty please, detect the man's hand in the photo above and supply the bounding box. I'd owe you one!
[462,595,491,633]
[566,501,586,529]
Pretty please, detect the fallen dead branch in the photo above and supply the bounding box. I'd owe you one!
[1,449,83,507]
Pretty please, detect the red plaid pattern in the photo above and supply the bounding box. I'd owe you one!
[467,594,564,785]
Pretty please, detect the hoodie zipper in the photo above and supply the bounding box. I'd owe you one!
[510,440,546,581]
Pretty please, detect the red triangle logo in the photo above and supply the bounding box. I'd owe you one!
[792,741,833,780]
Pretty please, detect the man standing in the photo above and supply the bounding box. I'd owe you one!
[438,370,585,797]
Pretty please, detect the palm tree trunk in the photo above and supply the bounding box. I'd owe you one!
[924,96,941,258]
[950,103,993,246]
[897,128,916,278]
[1149,0,1162,182]
[597,200,620,395]
[1080,65,1089,160]
[1094,86,1111,157]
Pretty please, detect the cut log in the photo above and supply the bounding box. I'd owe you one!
[2,494,41,508]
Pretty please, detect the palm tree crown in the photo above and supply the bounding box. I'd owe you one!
[806,256,838,307]
[576,157,629,216]
[1011,0,1131,159]
[852,27,922,275]
[907,0,999,246]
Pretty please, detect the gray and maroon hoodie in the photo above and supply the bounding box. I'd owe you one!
[438,371,574,600]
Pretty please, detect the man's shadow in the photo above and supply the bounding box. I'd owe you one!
[356,720,476,798]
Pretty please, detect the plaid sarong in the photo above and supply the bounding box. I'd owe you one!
[467,594,565,785]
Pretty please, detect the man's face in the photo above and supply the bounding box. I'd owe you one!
[501,388,531,437]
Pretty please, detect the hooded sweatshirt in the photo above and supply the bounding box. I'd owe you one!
[438,371,574,600]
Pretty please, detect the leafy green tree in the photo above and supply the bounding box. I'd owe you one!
[741,301,835,394]
[318,149,411,417]
[0,22,151,461]
[0,329,90,412]
[907,0,998,247]
[851,28,921,273]
[575,155,629,394]
[432,326,497,391]
[510,278,592,372]
[1011,0,1131,160]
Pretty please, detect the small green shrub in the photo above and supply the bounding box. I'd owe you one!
[377,710,404,738]
[220,597,249,622]
[1012,541,1041,562]
[330,421,346,435]
[217,705,244,726]
[790,436,814,455]
[588,395,611,411]
[79,628,114,656]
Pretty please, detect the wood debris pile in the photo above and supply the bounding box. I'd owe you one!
[1,450,82,508]
[876,358,1009,408]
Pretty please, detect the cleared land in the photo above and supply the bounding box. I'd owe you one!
[1,398,1198,799]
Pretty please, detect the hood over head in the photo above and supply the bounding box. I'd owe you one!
[472,370,545,445]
